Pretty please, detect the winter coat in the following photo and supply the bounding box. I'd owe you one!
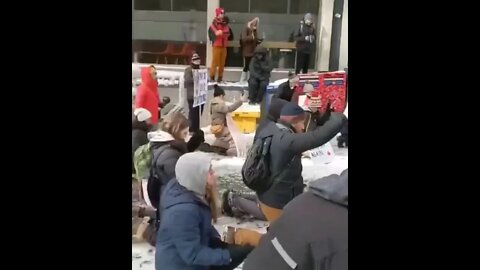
[255,112,346,209]
[304,110,322,133]
[275,80,295,101]
[241,22,259,57]
[295,20,316,54]
[132,118,150,174]
[243,170,348,270]
[208,19,232,48]
[210,97,243,151]
[249,46,273,82]
[255,97,288,140]
[184,66,195,101]
[147,131,188,210]
[155,180,230,270]
[135,67,160,124]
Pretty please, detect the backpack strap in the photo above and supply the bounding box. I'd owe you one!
[149,144,170,180]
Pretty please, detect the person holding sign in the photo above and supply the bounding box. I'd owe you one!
[253,103,346,221]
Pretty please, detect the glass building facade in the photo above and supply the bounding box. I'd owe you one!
[132,0,347,71]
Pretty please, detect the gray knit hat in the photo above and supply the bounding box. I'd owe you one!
[175,152,212,196]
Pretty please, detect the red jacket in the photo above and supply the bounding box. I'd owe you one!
[135,67,159,124]
[209,19,230,48]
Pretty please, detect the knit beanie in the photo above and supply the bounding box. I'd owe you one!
[175,152,212,197]
[133,108,152,122]
[279,102,305,123]
[215,7,224,17]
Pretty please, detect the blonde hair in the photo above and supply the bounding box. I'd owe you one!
[160,112,189,140]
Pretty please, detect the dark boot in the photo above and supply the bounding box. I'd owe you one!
[217,77,223,83]
[210,76,215,82]
[337,136,345,148]
[222,189,234,217]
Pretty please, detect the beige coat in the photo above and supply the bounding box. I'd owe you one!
[210,97,243,153]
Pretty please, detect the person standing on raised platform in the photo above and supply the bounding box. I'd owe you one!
[208,8,232,83]
[248,46,273,105]
[240,17,260,83]
[295,13,316,74]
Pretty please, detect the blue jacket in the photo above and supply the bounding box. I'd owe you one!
[155,180,231,270]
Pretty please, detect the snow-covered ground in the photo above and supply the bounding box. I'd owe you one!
[132,216,267,270]
[133,136,347,270]
[132,70,288,93]
[132,68,347,268]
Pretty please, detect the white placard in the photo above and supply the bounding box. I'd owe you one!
[310,142,335,164]
[193,69,208,108]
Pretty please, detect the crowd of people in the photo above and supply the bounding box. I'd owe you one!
[206,7,318,106]
[131,6,348,270]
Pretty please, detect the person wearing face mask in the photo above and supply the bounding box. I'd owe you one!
[146,112,190,232]
[184,53,204,132]
[239,17,261,83]
[135,65,160,125]
[155,152,254,270]
[295,13,316,74]
[208,7,232,83]
[248,46,273,105]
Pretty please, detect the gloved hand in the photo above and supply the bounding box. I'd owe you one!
[315,102,333,126]
[227,244,254,261]
[305,36,310,41]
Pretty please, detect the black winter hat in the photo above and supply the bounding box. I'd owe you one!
[213,84,225,97]
[280,102,305,117]
[268,98,288,121]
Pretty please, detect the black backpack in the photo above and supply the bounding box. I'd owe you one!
[241,136,274,193]
[146,145,170,230]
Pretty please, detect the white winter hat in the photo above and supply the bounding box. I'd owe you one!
[134,108,152,122]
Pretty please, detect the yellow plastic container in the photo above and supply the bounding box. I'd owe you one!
[231,111,261,134]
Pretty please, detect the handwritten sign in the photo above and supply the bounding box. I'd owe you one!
[193,69,208,107]
[310,142,335,164]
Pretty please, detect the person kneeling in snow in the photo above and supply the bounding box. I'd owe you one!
[155,152,254,270]
[210,84,247,156]
[243,170,348,270]
[248,46,273,105]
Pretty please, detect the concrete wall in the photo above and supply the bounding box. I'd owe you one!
[132,0,348,71]
[133,10,208,41]
[339,0,348,70]
[133,11,312,42]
